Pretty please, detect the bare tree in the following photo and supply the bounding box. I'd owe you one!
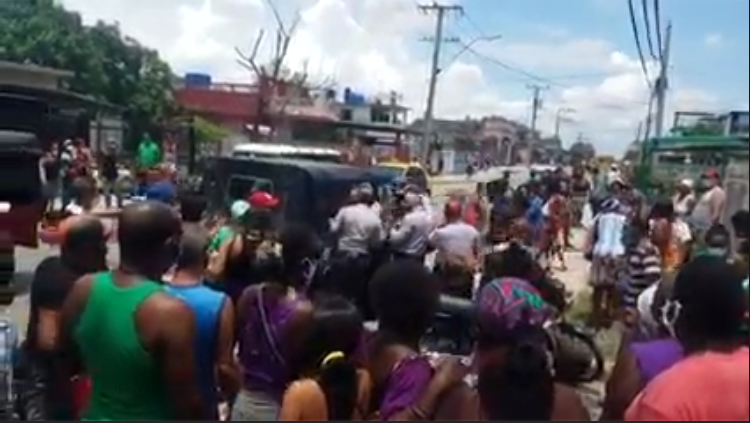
[236,0,334,136]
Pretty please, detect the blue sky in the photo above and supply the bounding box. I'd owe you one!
[449,0,749,111]
[63,0,747,154]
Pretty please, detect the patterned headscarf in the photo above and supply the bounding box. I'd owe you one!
[476,277,553,335]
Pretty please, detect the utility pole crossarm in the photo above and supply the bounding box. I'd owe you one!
[417,3,464,13]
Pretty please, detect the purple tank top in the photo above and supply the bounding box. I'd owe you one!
[237,289,304,400]
[630,338,684,385]
[379,356,433,419]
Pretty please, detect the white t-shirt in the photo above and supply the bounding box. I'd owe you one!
[65,203,84,215]
[648,218,692,243]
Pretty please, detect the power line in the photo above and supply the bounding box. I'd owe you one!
[462,44,561,87]
[462,12,487,38]
[640,0,657,60]
[627,0,652,89]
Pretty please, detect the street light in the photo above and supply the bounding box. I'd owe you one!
[437,34,503,75]
[554,107,576,138]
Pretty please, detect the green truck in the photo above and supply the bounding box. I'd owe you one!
[636,111,749,225]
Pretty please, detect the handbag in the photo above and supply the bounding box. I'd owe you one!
[544,320,604,384]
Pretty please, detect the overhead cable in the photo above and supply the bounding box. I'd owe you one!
[627,0,653,89]
[653,0,664,57]
[640,0,657,60]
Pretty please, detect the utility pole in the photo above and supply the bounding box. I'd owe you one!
[527,84,548,135]
[418,2,463,163]
[653,22,672,138]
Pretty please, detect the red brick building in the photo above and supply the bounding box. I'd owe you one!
[174,76,340,141]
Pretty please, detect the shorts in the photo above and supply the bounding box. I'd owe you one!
[589,255,624,288]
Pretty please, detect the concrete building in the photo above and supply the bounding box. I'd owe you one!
[334,89,413,161]
[174,73,340,153]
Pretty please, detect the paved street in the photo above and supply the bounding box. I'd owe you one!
[2,243,120,338]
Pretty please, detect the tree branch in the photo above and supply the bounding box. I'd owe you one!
[270,12,300,79]
[235,29,265,76]
[262,0,288,36]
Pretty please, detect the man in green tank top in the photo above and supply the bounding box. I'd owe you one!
[60,202,207,419]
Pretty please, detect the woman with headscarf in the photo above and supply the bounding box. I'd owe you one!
[434,243,590,420]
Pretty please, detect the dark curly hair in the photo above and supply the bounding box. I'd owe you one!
[369,260,439,343]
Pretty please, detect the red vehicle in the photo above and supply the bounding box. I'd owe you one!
[0,130,46,301]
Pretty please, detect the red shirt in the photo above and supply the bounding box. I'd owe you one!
[626,348,749,421]
[464,203,480,227]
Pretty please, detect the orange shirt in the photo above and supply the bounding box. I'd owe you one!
[626,348,749,421]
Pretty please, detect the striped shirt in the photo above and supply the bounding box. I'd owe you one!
[624,242,662,308]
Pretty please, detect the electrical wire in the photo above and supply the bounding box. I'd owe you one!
[462,12,488,39]
[462,44,562,87]
[653,0,663,57]
[640,0,657,60]
[627,0,652,89]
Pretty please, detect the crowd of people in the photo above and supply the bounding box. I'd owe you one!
[12,155,750,421]
[40,134,166,215]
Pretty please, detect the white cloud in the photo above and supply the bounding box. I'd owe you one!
[60,0,718,156]
[703,33,724,48]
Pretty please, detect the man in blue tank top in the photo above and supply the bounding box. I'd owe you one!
[166,228,240,418]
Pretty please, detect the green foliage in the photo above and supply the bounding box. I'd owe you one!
[193,116,228,145]
[0,0,175,139]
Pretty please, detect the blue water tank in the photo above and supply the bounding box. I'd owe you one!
[352,93,366,106]
[184,73,212,88]
[344,88,368,106]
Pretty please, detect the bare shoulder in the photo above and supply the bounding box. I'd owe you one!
[144,290,192,317]
[288,378,320,397]
[553,383,591,420]
[65,273,97,307]
[292,297,314,314]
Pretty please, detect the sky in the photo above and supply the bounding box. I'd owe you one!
[59,0,749,156]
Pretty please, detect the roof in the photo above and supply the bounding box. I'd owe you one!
[273,103,339,122]
[335,120,415,133]
[233,142,340,156]
[0,84,118,110]
[227,156,400,184]
[0,129,37,141]
[0,60,73,78]
[0,129,42,153]
[650,135,749,150]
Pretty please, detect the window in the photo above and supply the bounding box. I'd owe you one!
[404,166,428,190]
[370,108,391,123]
[340,108,353,121]
[0,154,43,205]
[226,175,274,203]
